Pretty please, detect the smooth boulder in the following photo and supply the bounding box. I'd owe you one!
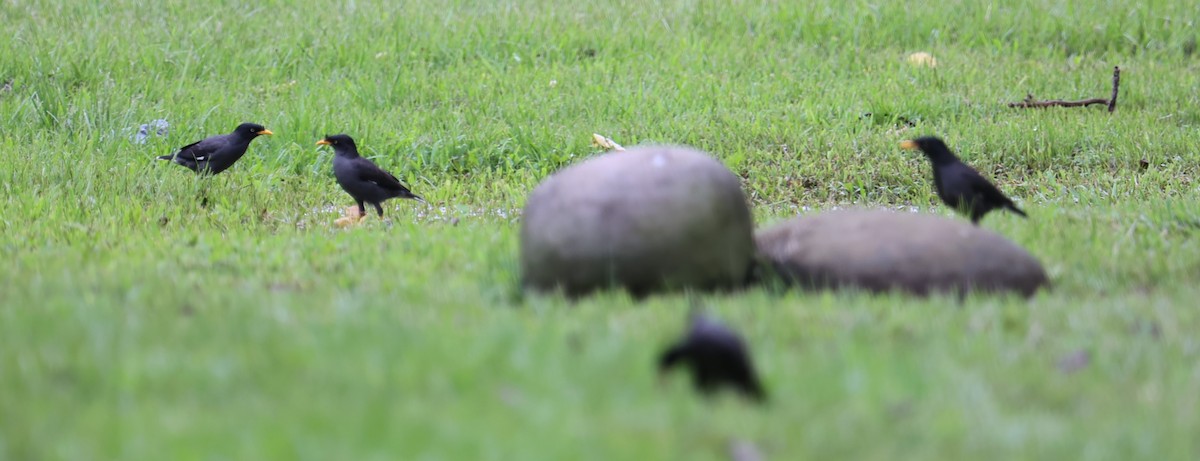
[521,146,755,297]
[755,210,1048,297]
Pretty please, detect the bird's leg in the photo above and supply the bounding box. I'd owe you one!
[970,208,984,225]
[356,201,367,220]
[373,203,385,217]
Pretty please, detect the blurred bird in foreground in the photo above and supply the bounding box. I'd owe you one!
[658,311,766,402]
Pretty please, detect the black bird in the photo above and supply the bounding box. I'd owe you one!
[157,122,273,175]
[316,134,424,218]
[658,312,766,401]
[901,136,1027,224]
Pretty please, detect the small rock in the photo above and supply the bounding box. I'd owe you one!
[755,210,1048,297]
[521,145,755,297]
[1057,349,1091,373]
[134,119,169,144]
[728,439,765,461]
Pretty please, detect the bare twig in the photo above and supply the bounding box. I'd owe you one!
[1107,66,1120,112]
[1008,95,1108,108]
[1008,66,1121,112]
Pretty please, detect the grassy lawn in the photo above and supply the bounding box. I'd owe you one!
[2,0,1199,459]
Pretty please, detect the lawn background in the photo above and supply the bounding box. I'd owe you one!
[2,0,1199,459]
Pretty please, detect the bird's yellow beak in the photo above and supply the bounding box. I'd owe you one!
[257,129,274,136]
[316,139,331,146]
[899,140,918,150]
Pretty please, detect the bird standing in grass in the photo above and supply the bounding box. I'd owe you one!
[659,312,766,402]
[901,136,1027,225]
[157,122,273,175]
[317,134,424,218]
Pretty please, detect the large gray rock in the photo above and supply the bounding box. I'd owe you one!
[756,210,1048,297]
[521,146,755,297]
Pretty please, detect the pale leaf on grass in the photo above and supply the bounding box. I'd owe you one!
[591,133,625,152]
[906,51,938,67]
[334,205,365,228]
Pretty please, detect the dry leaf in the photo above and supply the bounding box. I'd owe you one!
[906,52,938,68]
[334,205,366,228]
[591,133,626,151]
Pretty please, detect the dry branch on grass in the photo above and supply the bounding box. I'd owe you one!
[1008,66,1121,112]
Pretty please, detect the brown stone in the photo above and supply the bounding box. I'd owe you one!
[521,146,755,297]
[755,210,1048,297]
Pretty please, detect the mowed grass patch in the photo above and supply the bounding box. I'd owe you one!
[2,0,1200,459]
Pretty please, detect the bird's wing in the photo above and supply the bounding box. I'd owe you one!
[355,159,409,191]
[967,168,1015,204]
[174,137,221,162]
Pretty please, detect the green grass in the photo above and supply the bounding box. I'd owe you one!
[2,0,1200,459]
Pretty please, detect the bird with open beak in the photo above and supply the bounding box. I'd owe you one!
[157,122,273,175]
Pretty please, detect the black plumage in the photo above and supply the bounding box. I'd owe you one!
[317,134,424,218]
[658,313,766,401]
[901,136,1028,224]
[157,122,273,175]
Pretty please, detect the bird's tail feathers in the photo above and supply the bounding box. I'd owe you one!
[1007,203,1028,218]
[156,154,173,161]
[746,380,768,403]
